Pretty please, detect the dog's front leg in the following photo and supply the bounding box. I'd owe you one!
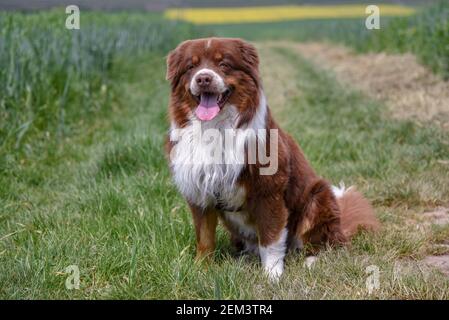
[251,198,289,281]
[189,204,218,261]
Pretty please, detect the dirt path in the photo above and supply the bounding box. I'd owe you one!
[271,41,449,130]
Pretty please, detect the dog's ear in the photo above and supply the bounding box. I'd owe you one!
[237,39,259,70]
[166,48,180,83]
[166,40,192,87]
[235,39,260,84]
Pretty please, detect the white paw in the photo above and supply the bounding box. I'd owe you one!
[264,262,284,282]
[331,182,346,198]
[259,229,288,282]
[304,256,317,269]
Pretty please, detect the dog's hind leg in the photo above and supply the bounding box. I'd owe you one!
[298,179,347,254]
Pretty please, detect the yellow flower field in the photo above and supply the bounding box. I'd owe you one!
[164,4,415,24]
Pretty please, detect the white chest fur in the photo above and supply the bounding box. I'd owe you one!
[169,94,267,209]
[169,106,245,208]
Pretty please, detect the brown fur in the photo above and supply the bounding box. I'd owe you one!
[189,204,218,259]
[166,38,260,129]
[337,188,380,238]
[165,37,380,259]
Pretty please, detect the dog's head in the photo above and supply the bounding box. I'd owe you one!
[166,37,261,125]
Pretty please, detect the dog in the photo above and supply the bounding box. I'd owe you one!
[165,37,379,280]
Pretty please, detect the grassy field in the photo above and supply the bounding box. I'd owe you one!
[1,7,448,299]
[0,11,198,159]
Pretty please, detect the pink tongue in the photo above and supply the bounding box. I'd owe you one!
[195,93,220,121]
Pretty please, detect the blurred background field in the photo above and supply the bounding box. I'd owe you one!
[0,12,197,161]
[1,1,447,159]
[0,0,448,299]
[208,2,449,79]
[0,0,439,11]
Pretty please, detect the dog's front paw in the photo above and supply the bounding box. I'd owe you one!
[264,263,284,282]
[260,247,285,282]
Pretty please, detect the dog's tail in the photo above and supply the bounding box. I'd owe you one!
[332,183,380,239]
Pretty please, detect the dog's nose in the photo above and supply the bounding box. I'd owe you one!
[196,73,212,87]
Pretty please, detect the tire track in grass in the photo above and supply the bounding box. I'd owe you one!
[256,43,300,120]
[275,41,449,131]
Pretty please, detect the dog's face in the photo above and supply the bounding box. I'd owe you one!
[166,38,261,125]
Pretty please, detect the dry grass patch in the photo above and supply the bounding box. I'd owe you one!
[401,206,449,277]
[275,41,449,130]
[423,255,449,276]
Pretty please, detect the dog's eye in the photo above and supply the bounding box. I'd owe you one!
[219,62,229,70]
[187,64,195,71]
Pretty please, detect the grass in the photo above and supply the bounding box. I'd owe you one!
[1,13,448,297]
[0,10,198,164]
[210,1,449,79]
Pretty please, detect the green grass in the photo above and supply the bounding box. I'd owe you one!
[1,21,448,298]
[0,11,198,166]
[211,1,449,79]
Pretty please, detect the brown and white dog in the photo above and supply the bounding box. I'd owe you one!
[165,37,379,280]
